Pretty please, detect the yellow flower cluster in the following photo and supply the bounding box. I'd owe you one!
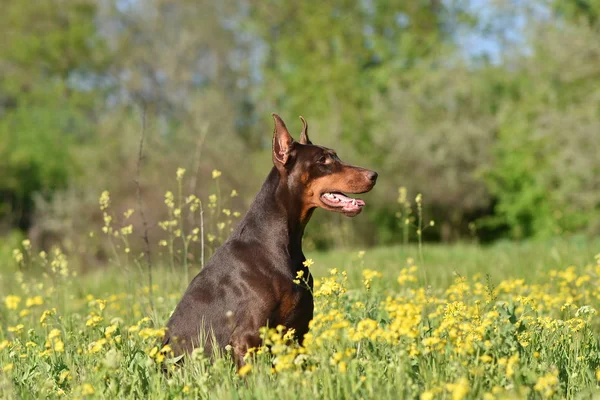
[4,295,21,310]
[314,269,347,297]
[397,265,418,286]
[44,328,65,354]
[362,268,382,290]
[232,257,600,399]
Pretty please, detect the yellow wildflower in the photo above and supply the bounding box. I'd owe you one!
[480,354,493,363]
[534,370,559,398]
[40,308,56,326]
[446,377,469,400]
[59,370,71,384]
[48,329,61,339]
[53,340,65,353]
[506,353,518,378]
[99,191,110,210]
[8,324,24,334]
[238,364,252,377]
[86,312,104,327]
[105,324,118,338]
[88,338,107,354]
[4,295,21,310]
[81,383,95,396]
[25,296,43,307]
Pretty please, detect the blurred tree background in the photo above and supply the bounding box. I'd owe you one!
[1,0,599,261]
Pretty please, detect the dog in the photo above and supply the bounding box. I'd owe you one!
[163,113,377,367]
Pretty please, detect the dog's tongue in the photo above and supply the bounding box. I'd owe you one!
[322,192,365,212]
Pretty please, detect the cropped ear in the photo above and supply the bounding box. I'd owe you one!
[272,113,294,166]
[299,116,311,145]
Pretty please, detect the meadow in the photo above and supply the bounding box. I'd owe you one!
[1,224,600,399]
[3,2,600,398]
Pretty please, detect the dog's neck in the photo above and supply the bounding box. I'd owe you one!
[230,167,312,266]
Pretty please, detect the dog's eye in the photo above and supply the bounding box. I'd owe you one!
[317,155,328,164]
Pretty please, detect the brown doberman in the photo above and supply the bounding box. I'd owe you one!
[163,113,377,367]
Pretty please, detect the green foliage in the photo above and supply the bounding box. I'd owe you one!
[0,0,107,229]
[481,13,600,239]
[249,0,457,153]
[553,0,600,24]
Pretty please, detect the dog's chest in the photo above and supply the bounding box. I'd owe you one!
[274,284,312,326]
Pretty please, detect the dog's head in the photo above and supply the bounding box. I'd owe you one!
[271,113,377,217]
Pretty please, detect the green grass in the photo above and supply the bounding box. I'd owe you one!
[1,237,600,399]
[310,236,600,287]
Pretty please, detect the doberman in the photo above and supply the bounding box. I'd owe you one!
[163,113,377,367]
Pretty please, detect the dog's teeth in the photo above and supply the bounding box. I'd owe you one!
[352,199,357,206]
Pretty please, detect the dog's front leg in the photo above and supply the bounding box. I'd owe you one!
[230,328,262,369]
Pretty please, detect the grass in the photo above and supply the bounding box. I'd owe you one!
[1,236,600,399]
[311,236,600,287]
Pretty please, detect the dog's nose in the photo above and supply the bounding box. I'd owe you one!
[367,170,378,183]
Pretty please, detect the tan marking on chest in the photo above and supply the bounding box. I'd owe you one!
[277,292,299,323]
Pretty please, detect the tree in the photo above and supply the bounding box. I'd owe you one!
[482,9,600,238]
[0,0,109,231]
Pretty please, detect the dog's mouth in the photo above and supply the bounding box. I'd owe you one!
[320,192,366,217]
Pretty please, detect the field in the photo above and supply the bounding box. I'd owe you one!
[1,237,600,399]
[3,1,600,398]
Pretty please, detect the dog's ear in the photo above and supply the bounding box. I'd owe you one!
[272,113,294,166]
[299,116,311,145]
